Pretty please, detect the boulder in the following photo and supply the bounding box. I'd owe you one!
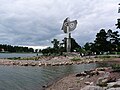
[107,87,120,90]
[107,81,120,88]
[30,63,36,66]
[80,77,84,80]
[97,77,108,87]
[23,63,28,66]
[84,82,91,85]
[82,85,104,90]
[76,72,87,77]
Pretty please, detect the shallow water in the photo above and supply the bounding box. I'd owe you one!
[0,53,41,58]
[0,63,100,90]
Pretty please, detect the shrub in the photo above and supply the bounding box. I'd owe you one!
[112,64,120,71]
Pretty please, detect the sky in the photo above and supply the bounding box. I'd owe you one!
[0,0,119,49]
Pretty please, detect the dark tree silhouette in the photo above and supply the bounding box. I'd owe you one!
[116,4,120,29]
[51,39,59,49]
[94,29,108,54]
[62,37,81,52]
[0,44,34,53]
[84,29,120,55]
[116,19,120,29]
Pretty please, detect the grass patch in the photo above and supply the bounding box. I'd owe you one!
[96,55,111,58]
[77,81,80,83]
[97,82,108,87]
[8,57,21,60]
[71,57,81,61]
[112,64,120,71]
[7,56,39,60]
[95,55,120,59]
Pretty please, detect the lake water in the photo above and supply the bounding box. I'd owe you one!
[0,53,41,58]
[0,53,108,90]
[0,63,100,90]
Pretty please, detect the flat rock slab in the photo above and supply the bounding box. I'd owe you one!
[107,88,120,90]
[81,85,104,90]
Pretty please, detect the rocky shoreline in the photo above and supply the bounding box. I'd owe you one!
[46,67,120,90]
[0,56,120,90]
[0,56,103,67]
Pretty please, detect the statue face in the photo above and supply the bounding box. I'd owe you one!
[69,23,74,28]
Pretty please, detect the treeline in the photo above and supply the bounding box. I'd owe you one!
[41,38,81,55]
[1,29,119,55]
[0,44,34,53]
[83,29,120,55]
[42,29,120,56]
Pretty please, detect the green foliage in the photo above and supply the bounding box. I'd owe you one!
[41,47,61,56]
[112,64,120,70]
[84,29,120,55]
[41,47,53,55]
[95,55,120,59]
[8,57,21,60]
[51,39,59,49]
[0,44,34,53]
[71,38,81,52]
[97,56,111,58]
[8,56,39,60]
[41,38,81,55]
[79,48,86,54]
[97,82,108,87]
[63,37,81,52]
[116,19,120,29]
[94,29,108,54]
[84,42,91,51]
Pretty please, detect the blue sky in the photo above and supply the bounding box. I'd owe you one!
[0,0,119,49]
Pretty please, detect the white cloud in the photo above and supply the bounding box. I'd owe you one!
[0,0,119,48]
[22,45,49,50]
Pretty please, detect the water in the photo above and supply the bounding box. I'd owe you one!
[0,53,42,58]
[0,63,99,90]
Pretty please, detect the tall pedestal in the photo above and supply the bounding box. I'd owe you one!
[67,26,71,52]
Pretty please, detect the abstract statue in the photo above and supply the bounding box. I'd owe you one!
[61,17,77,52]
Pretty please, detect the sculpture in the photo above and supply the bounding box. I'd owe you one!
[61,17,77,52]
